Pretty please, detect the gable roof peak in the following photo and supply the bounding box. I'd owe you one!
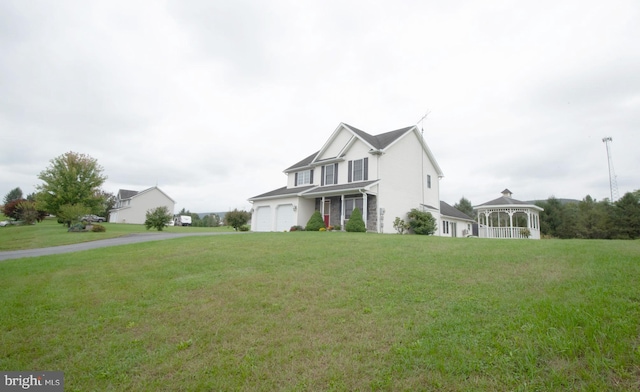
[341,123,415,150]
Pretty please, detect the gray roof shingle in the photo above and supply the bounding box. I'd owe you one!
[249,185,316,200]
[440,201,474,221]
[286,124,414,171]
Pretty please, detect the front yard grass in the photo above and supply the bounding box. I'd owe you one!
[0,217,234,251]
[1,233,639,391]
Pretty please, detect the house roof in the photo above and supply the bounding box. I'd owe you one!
[249,180,380,201]
[301,180,379,197]
[116,187,176,203]
[343,123,414,150]
[248,185,316,201]
[285,123,417,172]
[118,189,139,199]
[285,151,319,172]
[440,201,475,222]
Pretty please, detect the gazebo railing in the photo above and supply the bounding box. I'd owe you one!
[479,225,540,239]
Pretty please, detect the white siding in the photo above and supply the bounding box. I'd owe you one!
[378,130,441,234]
[111,187,175,224]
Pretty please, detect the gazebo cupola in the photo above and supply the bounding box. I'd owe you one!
[474,189,544,239]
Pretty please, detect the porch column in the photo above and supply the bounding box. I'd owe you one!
[321,196,325,215]
[362,193,368,229]
[341,194,345,228]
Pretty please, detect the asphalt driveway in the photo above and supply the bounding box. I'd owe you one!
[0,232,246,261]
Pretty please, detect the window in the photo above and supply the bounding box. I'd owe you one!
[443,220,449,234]
[295,170,312,186]
[345,197,363,219]
[427,174,431,189]
[348,157,368,182]
[322,163,338,185]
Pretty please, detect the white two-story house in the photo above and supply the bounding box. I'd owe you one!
[248,123,444,234]
[109,186,175,224]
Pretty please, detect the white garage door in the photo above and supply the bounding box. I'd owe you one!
[254,206,272,232]
[276,204,294,231]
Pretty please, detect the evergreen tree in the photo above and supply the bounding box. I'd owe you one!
[305,210,326,231]
[3,187,23,205]
[345,207,366,232]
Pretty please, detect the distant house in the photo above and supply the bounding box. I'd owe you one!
[248,122,444,233]
[440,201,475,237]
[109,186,175,224]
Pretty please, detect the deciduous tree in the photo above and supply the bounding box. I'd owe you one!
[36,152,107,216]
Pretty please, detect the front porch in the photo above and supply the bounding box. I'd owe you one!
[303,181,380,232]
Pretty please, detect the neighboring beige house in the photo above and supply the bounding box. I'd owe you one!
[109,186,175,224]
[439,201,475,237]
[248,122,444,233]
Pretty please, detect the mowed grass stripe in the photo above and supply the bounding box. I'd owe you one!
[1,233,639,391]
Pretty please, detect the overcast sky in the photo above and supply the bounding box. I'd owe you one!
[1,0,638,213]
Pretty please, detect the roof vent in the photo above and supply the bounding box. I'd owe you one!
[501,188,513,198]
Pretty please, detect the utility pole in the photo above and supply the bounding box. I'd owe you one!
[602,137,619,202]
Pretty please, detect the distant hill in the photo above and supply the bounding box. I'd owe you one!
[526,198,580,205]
[196,212,227,220]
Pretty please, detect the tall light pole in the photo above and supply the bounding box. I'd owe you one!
[602,137,619,202]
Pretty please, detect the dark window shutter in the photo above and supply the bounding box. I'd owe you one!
[364,158,368,181]
[348,161,352,183]
[295,173,298,185]
[334,163,338,184]
[321,166,325,186]
[310,170,314,184]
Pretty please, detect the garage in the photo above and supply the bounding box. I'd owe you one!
[254,206,272,231]
[275,204,294,231]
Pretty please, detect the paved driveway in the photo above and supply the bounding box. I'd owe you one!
[0,232,245,261]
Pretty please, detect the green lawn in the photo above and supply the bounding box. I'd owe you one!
[0,217,234,251]
[1,233,639,391]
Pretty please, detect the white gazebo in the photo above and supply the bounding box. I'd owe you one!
[474,189,544,239]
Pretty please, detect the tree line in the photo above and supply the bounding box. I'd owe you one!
[453,192,640,240]
[535,192,640,239]
[2,151,252,231]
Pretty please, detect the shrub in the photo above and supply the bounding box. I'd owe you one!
[67,223,86,232]
[225,209,251,231]
[346,208,366,232]
[319,227,326,232]
[305,210,325,231]
[289,225,304,232]
[239,225,250,232]
[407,208,437,235]
[58,204,91,228]
[91,224,106,232]
[145,206,173,231]
[393,217,409,234]
[334,224,341,231]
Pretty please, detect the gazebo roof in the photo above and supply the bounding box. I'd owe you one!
[474,190,543,211]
